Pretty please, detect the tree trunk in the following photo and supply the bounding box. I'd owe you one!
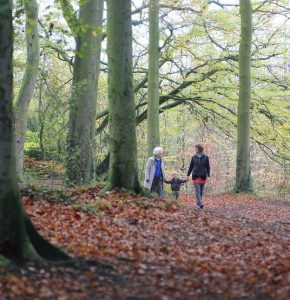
[0,0,40,261]
[0,1,69,262]
[235,0,253,192]
[102,0,141,193]
[147,0,160,156]
[38,82,46,161]
[66,0,104,185]
[14,0,40,178]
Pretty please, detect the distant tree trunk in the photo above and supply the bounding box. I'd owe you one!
[180,107,186,171]
[147,0,160,156]
[102,0,141,193]
[14,0,40,178]
[66,0,104,185]
[38,80,46,160]
[235,0,253,192]
[0,0,69,262]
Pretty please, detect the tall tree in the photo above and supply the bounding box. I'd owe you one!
[147,0,160,156]
[59,0,104,185]
[0,0,68,262]
[235,0,253,192]
[102,0,141,193]
[14,0,40,178]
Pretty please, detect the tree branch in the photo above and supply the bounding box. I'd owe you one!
[57,0,79,36]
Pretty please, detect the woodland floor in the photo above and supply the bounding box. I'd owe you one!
[0,185,289,300]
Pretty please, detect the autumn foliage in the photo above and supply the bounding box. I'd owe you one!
[1,186,289,299]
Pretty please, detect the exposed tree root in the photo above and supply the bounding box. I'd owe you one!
[24,214,70,261]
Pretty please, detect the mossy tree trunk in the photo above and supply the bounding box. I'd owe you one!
[147,0,160,156]
[103,0,141,193]
[64,0,104,185]
[0,1,69,263]
[14,0,40,178]
[235,0,253,192]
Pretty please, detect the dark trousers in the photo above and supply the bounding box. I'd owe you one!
[172,191,179,200]
[151,177,163,198]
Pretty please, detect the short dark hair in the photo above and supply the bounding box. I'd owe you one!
[195,144,204,153]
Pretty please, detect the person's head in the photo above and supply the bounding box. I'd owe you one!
[172,171,178,179]
[153,146,163,158]
[195,144,204,154]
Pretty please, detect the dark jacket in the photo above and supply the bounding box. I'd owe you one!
[164,178,187,191]
[187,153,210,180]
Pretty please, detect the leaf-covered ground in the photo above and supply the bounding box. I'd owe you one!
[1,186,289,300]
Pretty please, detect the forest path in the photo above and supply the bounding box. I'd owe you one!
[1,187,289,300]
[181,192,290,232]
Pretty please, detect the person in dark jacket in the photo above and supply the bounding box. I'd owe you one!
[164,172,187,200]
[187,144,210,209]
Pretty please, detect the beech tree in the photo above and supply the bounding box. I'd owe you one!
[147,0,160,156]
[11,0,287,194]
[0,0,68,263]
[14,0,40,177]
[102,0,141,193]
[58,0,104,185]
[235,0,253,192]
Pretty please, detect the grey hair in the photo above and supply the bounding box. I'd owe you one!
[153,146,163,155]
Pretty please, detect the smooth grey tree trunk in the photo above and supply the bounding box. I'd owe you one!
[147,0,160,156]
[235,0,253,192]
[102,0,141,193]
[14,0,40,178]
[66,0,104,185]
[38,79,46,160]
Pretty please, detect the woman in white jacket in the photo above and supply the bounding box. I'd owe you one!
[144,147,166,198]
